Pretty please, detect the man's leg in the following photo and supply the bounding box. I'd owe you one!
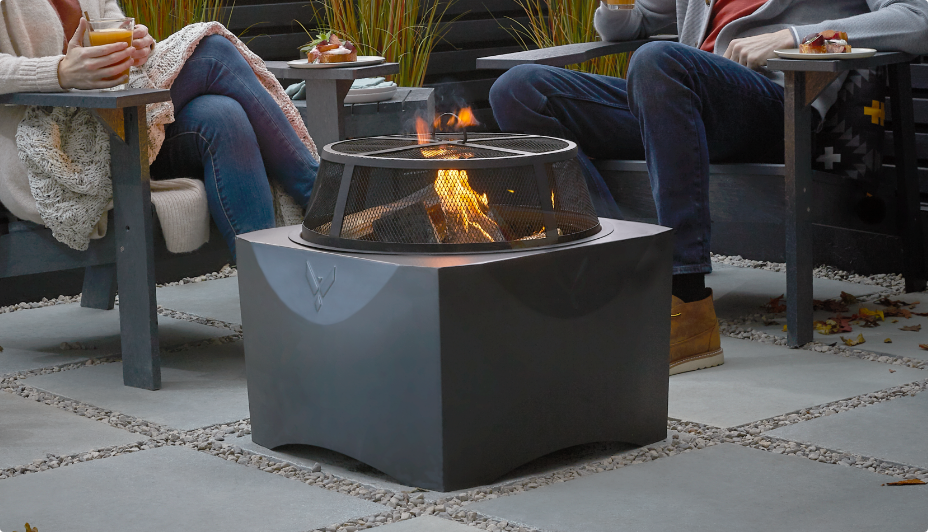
[490,65,645,217]
[627,41,787,374]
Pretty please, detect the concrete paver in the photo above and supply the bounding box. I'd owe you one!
[0,445,385,532]
[767,390,928,469]
[24,341,248,430]
[668,336,923,428]
[468,444,928,532]
[377,516,477,532]
[157,277,241,324]
[0,303,235,375]
[0,391,142,469]
[709,264,881,320]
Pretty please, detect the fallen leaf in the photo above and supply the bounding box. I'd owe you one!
[892,319,899,323]
[883,307,912,319]
[920,344,928,350]
[782,324,788,332]
[814,298,849,313]
[900,324,922,332]
[0,345,3,352]
[828,342,838,347]
[884,338,893,343]
[840,333,866,346]
[765,295,787,313]
[840,291,858,305]
[859,307,885,321]
[889,368,896,373]
[882,479,926,486]
[814,313,854,335]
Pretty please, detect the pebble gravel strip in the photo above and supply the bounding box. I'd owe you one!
[157,306,242,334]
[711,254,905,293]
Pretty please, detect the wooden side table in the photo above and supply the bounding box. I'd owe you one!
[265,61,400,148]
[0,88,172,389]
[767,52,926,346]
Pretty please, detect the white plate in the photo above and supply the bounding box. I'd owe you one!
[345,86,398,104]
[773,48,877,60]
[348,84,397,95]
[287,56,386,69]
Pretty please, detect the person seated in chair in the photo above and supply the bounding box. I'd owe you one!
[0,0,318,258]
[489,0,928,375]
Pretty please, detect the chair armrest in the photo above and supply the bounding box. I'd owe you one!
[476,35,677,70]
[766,51,915,73]
[0,88,171,109]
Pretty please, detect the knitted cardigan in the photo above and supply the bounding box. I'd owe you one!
[1,1,313,251]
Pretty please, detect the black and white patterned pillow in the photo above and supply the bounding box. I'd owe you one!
[813,68,887,181]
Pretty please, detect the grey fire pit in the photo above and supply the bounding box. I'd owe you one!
[237,133,672,491]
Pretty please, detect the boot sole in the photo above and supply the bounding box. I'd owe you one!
[670,347,724,376]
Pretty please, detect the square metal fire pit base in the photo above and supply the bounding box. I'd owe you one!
[237,219,672,491]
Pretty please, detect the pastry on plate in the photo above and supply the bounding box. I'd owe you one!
[800,30,851,54]
[300,33,358,64]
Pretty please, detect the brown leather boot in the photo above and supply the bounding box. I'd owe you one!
[670,289,724,375]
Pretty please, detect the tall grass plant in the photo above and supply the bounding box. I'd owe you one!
[308,0,455,88]
[118,0,226,41]
[510,0,629,78]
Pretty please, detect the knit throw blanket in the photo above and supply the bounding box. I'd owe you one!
[16,22,316,251]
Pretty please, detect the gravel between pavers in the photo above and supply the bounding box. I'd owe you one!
[711,253,905,293]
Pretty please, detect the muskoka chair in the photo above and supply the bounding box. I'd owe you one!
[478,38,926,346]
[0,89,171,389]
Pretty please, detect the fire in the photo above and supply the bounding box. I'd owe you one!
[416,116,432,145]
[433,106,480,131]
[433,169,503,243]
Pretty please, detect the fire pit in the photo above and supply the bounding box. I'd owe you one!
[237,131,673,492]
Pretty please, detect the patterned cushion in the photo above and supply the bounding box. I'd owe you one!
[813,68,887,181]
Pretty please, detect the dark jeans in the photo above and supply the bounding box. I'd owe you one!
[150,35,319,256]
[489,41,788,275]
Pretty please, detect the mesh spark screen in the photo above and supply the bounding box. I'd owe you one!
[302,134,600,252]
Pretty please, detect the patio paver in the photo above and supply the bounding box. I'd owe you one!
[0,445,386,532]
[0,391,142,469]
[708,264,881,320]
[377,516,477,532]
[668,336,923,428]
[23,341,248,430]
[157,277,242,324]
[767,390,928,469]
[0,303,236,375]
[467,443,928,532]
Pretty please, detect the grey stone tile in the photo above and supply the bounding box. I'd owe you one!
[468,444,928,532]
[157,277,241,324]
[237,436,644,499]
[0,446,385,532]
[24,341,248,430]
[0,303,235,375]
[767,391,928,469]
[751,294,928,362]
[0,392,142,469]
[377,516,475,532]
[669,336,923,428]
[709,264,881,320]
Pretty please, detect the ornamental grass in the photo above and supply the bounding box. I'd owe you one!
[308,0,455,87]
[118,0,226,41]
[510,0,629,78]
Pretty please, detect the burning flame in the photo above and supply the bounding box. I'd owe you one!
[434,107,480,130]
[434,169,502,243]
[416,116,432,145]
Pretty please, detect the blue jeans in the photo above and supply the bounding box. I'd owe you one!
[150,35,319,257]
[490,41,787,275]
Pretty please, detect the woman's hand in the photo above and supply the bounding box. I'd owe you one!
[57,19,133,90]
[724,29,795,70]
[130,24,155,67]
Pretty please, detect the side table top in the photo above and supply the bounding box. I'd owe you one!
[0,88,171,109]
[767,51,914,73]
[265,61,400,80]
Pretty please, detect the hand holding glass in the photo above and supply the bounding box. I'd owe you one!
[88,18,135,81]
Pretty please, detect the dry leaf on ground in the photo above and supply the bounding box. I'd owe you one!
[889,368,896,373]
[840,291,858,305]
[859,307,885,321]
[919,344,928,351]
[884,338,893,343]
[882,479,926,486]
[0,345,3,352]
[900,324,922,332]
[814,298,849,313]
[841,333,866,346]
[765,295,786,313]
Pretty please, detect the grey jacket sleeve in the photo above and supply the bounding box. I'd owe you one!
[790,0,928,56]
[593,0,677,42]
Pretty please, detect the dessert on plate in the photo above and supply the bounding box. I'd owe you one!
[800,30,851,54]
[300,33,358,64]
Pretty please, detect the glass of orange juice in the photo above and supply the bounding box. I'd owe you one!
[88,17,134,88]
[603,0,634,10]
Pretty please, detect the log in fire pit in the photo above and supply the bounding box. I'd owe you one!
[237,131,673,492]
